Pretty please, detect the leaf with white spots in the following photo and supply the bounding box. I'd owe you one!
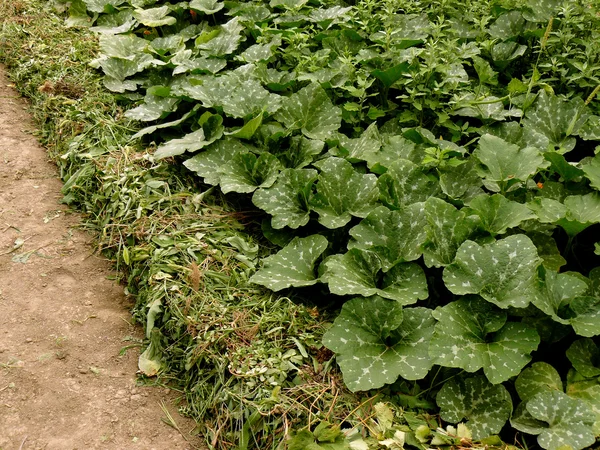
[274,83,342,140]
[348,204,427,272]
[124,95,179,121]
[567,339,600,378]
[528,233,567,272]
[515,362,563,403]
[189,0,224,14]
[252,168,317,229]
[197,17,245,57]
[523,0,563,22]
[568,296,600,337]
[443,234,541,309]
[439,159,484,203]
[155,114,224,159]
[322,296,435,392]
[133,6,176,27]
[183,137,250,185]
[220,78,282,119]
[582,154,600,191]
[337,123,381,163]
[522,91,588,153]
[218,152,282,194]
[465,194,535,236]
[474,134,546,193]
[511,391,595,450]
[377,159,440,210]
[422,198,480,268]
[321,249,428,305]
[531,267,589,325]
[557,193,600,237]
[566,371,600,436]
[436,375,513,440]
[249,235,328,291]
[309,157,379,229]
[363,135,418,174]
[430,297,540,384]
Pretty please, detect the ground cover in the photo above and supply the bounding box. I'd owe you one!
[2,0,600,448]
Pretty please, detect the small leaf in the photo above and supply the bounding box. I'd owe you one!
[321,249,428,305]
[515,362,563,403]
[252,168,317,229]
[436,376,512,440]
[378,159,439,209]
[474,134,545,192]
[310,157,379,229]
[443,235,541,309]
[349,204,427,271]
[249,235,328,291]
[323,297,435,392]
[219,152,282,194]
[275,83,342,140]
[430,297,539,384]
[566,339,600,378]
[422,198,480,268]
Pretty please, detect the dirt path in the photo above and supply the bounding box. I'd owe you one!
[0,67,202,449]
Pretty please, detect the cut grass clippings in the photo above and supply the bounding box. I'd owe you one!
[0,1,366,448]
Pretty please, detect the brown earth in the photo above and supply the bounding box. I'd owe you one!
[0,66,203,449]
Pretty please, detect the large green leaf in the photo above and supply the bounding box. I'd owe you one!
[422,198,480,268]
[183,137,250,185]
[155,115,224,159]
[321,249,428,305]
[363,135,418,175]
[556,193,600,237]
[522,92,586,153]
[436,376,513,440]
[124,95,178,121]
[309,157,378,229]
[189,0,224,14]
[252,168,317,229]
[430,297,539,384]
[249,235,328,291]
[348,204,427,271]
[322,297,435,391]
[220,78,282,119]
[531,268,589,324]
[377,159,439,209]
[275,83,341,140]
[566,371,600,436]
[219,152,282,194]
[511,391,595,450]
[443,235,541,309]
[474,134,545,193]
[99,33,147,59]
[438,160,484,203]
[567,339,600,378]
[197,17,245,56]
[515,362,563,403]
[337,123,381,163]
[465,194,534,236]
[528,233,567,272]
[133,6,176,26]
[582,154,600,191]
[568,296,600,337]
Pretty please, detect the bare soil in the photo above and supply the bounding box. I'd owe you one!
[0,66,202,449]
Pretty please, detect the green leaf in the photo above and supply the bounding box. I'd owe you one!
[443,235,541,309]
[99,33,148,59]
[378,159,439,209]
[430,297,539,384]
[133,6,176,26]
[124,95,178,121]
[568,296,600,337]
[556,193,600,237]
[512,391,595,450]
[582,154,600,191]
[90,10,135,34]
[249,235,328,291]
[566,372,600,436]
[465,194,534,236]
[515,362,563,403]
[84,0,125,13]
[531,267,589,324]
[219,152,282,194]
[183,137,249,185]
[275,136,324,169]
[523,0,562,22]
[337,123,381,163]
[197,17,245,56]
[422,198,480,268]
[189,0,224,14]
[567,339,600,378]
[155,115,223,159]
[528,233,567,272]
[439,160,484,203]
[322,297,435,391]
[252,168,317,229]
[474,134,545,193]
[544,152,585,182]
[348,204,427,271]
[274,83,342,140]
[363,136,418,174]
[436,376,512,440]
[221,79,282,119]
[321,249,428,305]
[522,91,587,153]
[372,62,411,88]
[309,157,379,229]
[66,0,92,27]
[488,11,526,40]
[132,107,199,140]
